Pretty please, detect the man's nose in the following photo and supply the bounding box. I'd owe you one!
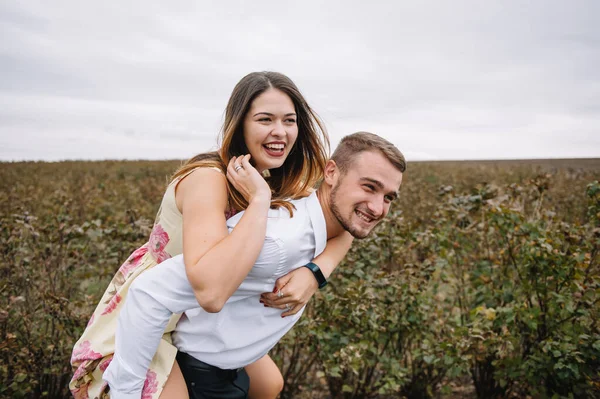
[367,197,385,218]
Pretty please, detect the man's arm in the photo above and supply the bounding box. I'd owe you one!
[103,255,199,398]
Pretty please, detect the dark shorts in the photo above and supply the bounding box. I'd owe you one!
[176,351,250,399]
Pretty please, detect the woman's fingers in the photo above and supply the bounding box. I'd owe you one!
[227,156,238,178]
[235,155,251,174]
[259,267,320,317]
[259,287,308,318]
[228,154,252,175]
[281,303,302,317]
[228,156,244,173]
[259,296,304,317]
[227,153,271,204]
[273,273,292,294]
[239,154,252,170]
[227,154,257,178]
[260,297,302,310]
[227,155,250,198]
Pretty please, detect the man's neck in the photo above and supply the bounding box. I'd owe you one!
[316,186,344,240]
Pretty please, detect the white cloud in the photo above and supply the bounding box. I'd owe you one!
[1,0,599,161]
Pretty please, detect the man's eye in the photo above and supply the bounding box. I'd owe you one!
[364,185,375,191]
[385,195,395,203]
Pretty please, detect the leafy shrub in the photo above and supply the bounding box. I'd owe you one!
[1,160,598,398]
[428,178,599,397]
[275,175,599,398]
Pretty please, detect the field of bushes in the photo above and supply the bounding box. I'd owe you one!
[1,158,598,398]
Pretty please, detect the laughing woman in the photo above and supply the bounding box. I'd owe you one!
[69,71,351,399]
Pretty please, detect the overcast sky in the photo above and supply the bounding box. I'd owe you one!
[1,1,599,161]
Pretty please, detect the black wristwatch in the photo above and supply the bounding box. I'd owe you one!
[303,262,328,289]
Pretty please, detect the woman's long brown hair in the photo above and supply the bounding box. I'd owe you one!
[172,72,330,215]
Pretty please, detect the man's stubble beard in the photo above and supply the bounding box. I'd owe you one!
[329,183,370,239]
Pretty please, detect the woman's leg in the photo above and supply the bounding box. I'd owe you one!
[245,355,284,399]
[159,360,189,399]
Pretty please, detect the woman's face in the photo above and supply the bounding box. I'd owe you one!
[243,88,299,173]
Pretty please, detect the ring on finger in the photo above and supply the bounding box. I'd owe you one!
[277,289,284,298]
[234,164,243,172]
[285,304,292,311]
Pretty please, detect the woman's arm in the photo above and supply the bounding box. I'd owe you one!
[178,155,271,312]
[260,231,354,316]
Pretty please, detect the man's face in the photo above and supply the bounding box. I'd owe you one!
[328,151,403,239]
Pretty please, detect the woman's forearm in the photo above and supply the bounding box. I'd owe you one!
[187,197,270,312]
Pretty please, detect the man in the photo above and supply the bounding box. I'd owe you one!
[105,132,405,398]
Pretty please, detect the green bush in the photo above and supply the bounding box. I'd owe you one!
[427,178,599,397]
[1,160,599,398]
[274,176,599,398]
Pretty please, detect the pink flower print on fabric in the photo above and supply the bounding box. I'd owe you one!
[71,340,102,364]
[101,293,122,315]
[118,244,149,278]
[71,383,89,399]
[142,370,159,399]
[99,355,113,372]
[71,365,88,387]
[148,224,171,263]
[86,313,95,327]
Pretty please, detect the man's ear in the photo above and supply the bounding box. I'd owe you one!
[324,160,338,185]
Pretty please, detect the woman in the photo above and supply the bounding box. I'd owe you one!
[70,71,352,399]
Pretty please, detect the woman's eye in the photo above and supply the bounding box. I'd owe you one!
[258,118,271,122]
[285,119,296,124]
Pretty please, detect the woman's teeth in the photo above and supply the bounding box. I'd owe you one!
[264,144,284,151]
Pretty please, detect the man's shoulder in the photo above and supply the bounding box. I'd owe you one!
[288,191,318,209]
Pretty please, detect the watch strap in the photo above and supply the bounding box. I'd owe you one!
[303,262,328,289]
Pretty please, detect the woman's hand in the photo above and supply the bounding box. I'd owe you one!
[227,155,271,204]
[259,267,319,317]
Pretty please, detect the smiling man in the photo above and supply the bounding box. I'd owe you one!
[105,132,405,399]
[324,136,403,239]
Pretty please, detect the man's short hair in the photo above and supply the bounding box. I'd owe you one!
[331,132,406,174]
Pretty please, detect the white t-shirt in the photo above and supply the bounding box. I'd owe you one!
[105,192,327,398]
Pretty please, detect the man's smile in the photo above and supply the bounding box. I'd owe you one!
[355,209,376,224]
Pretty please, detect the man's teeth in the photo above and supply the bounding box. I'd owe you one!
[265,144,284,150]
[355,210,373,222]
